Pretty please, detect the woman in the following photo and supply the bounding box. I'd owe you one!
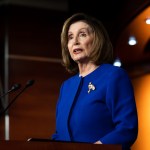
[52,13,138,150]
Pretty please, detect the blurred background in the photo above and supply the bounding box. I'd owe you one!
[0,0,150,150]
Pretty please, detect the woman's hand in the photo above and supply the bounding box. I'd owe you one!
[94,141,102,144]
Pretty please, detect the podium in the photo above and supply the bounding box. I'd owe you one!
[0,140,121,150]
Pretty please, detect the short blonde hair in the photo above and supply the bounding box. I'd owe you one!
[61,13,114,73]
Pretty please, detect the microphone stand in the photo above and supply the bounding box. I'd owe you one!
[0,84,21,115]
[0,80,35,116]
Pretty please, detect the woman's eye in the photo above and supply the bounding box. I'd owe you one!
[79,33,87,37]
[68,35,73,40]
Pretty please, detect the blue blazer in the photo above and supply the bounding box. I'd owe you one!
[52,64,138,150]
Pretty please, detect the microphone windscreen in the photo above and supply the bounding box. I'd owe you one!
[11,84,21,91]
[26,80,35,87]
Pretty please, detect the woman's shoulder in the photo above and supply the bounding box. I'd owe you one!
[101,63,127,74]
[63,73,80,84]
[98,64,130,80]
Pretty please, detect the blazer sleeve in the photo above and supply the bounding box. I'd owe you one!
[99,68,138,149]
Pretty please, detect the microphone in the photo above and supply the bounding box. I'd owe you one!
[25,79,35,88]
[0,79,35,116]
[0,83,21,99]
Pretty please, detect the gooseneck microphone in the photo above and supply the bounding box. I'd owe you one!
[0,84,21,99]
[0,79,35,116]
[25,79,35,88]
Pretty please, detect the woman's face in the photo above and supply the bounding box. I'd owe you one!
[67,21,94,63]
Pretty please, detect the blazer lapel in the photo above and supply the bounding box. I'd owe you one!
[64,76,82,140]
[66,76,82,120]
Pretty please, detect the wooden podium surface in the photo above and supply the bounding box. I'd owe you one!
[0,140,122,150]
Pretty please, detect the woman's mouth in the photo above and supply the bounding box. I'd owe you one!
[73,48,83,54]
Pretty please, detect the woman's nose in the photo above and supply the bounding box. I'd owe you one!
[73,37,80,45]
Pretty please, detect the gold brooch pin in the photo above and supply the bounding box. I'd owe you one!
[88,82,96,93]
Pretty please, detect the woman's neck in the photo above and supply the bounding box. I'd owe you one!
[78,63,99,77]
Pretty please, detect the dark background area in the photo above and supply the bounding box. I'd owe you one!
[0,1,150,150]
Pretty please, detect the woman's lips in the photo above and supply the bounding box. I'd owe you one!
[73,48,83,54]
